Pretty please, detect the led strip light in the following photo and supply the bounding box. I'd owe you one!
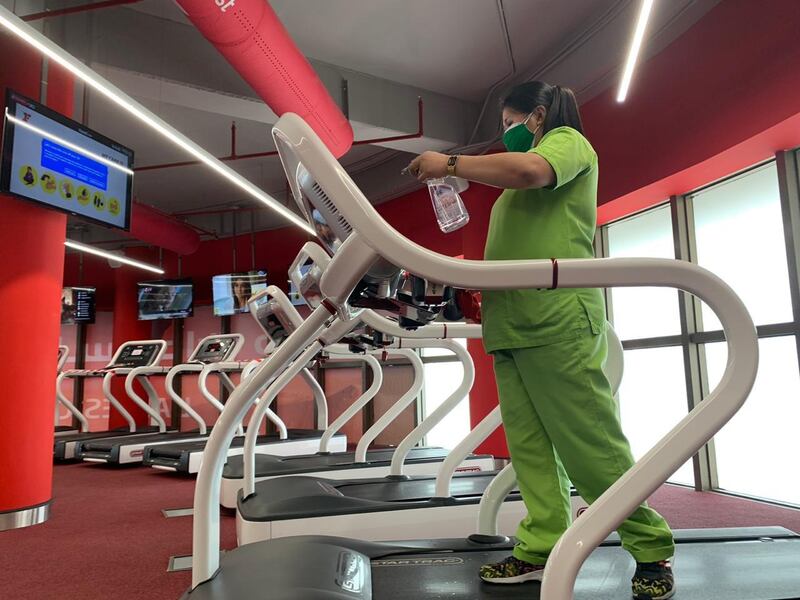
[0,5,315,235]
[617,0,655,103]
[64,239,165,274]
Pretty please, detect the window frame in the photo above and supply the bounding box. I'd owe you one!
[597,149,800,508]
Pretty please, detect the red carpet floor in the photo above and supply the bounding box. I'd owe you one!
[1,463,800,599]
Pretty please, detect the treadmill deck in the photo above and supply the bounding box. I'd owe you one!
[238,471,528,521]
[183,528,800,600]
[221,447,480,479]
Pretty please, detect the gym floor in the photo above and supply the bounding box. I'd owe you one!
[2,463,800,600]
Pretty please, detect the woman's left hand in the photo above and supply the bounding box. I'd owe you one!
[406,151,448,181]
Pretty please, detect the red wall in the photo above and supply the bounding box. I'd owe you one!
[585,0,800,222]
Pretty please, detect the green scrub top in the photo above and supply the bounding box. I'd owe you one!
[482,126,606,353]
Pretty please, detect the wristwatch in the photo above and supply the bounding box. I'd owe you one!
[446,154,460,176]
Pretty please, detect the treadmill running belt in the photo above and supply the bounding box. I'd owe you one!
[222,447,455,479]
[337,473,502,502]
[371,540,800,599]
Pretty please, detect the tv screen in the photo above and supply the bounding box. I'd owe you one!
[0,90,133,230]
[212,270,268,316]
[137,278,193,321]
[288,264,311,306]
[61,286,96,324]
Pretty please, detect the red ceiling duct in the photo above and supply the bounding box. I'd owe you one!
[175,0,353,158]
[125,202,201,255]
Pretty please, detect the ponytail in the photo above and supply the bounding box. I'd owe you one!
[502,81,584,136]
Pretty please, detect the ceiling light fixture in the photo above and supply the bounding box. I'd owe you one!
[617,0,655,103]
[64,239,165,274]
[0,5,314,235]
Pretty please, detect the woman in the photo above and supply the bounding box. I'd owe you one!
[231,276,252,311]
[407,81,675,600]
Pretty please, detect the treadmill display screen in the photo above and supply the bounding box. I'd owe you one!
[111,344,159,368]
[192,338,236,363]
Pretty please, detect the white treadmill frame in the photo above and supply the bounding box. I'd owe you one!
[54,340,167,459]
[81,334,245,464]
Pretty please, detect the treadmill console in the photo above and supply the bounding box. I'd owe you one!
[109,343,161,368]
[249,287,303,348]
[190,336,240,364]
[279,155,461,330]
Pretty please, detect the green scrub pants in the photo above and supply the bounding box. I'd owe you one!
[493,328,675,565]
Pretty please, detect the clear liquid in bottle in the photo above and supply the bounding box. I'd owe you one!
[427,176,470,233]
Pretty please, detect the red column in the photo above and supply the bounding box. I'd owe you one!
[0,34,72,524]
[461,184,509,457]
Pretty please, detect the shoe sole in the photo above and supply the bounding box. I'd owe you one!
[633,587,675,600]
[481,571,544,584]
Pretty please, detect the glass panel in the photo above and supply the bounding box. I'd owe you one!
[422,341,470,449]
[692,163,791,329]
[617,346,694,485]
[706,336,800,505]
[607,204,682,339]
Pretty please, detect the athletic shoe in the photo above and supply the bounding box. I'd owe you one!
[479,555,545,584]
[631,559,675,599]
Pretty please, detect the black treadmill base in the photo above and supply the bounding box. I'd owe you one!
[237,471,529,522]
[144,430,346,474]
[182,529,800,600]
[221,447,463,480]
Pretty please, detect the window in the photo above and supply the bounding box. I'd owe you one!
[421,341,471,449]
[607,204,682,339]
[706,337,800,505]
[616,347,694,485]
[692,163,792,330]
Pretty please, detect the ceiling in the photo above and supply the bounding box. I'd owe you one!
[1,0,721,246]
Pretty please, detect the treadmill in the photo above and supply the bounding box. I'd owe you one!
[182,114,799,599]
[219,252,493,509]
[53,340,167,460]
[140,287,346,475]
[75,334,245,465]
[53,345,77,436]
[141,356,314,473]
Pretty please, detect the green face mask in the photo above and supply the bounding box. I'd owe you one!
[502,114,538,152]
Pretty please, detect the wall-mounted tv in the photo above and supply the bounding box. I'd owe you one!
[0,90,133,230]
[61,286,96,324]
[137,278,193,321]
[212,270,268,316]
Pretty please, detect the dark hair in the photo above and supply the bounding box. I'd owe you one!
[502,81,584,135]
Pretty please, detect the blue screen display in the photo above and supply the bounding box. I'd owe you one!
[41,139,109,189]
